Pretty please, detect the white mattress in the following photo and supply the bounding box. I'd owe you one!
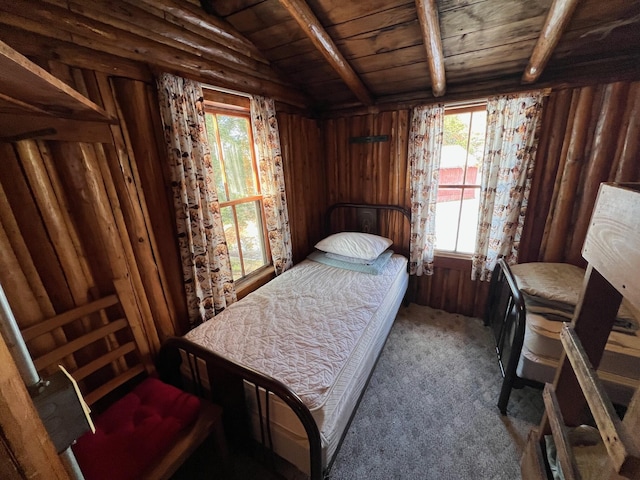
[517,313,640,405]
[184,254,409,473]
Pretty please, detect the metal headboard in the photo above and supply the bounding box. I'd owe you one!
[325,202,411,236]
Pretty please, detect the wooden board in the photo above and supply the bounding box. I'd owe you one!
[582,183,640,310]
[0,39,112,122]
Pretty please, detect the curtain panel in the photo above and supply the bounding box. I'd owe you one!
[250,95,293,275]
[408,104,444,276]
[156,73,236,327]
[471,91,546,281]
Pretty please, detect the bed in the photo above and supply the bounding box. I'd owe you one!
[484,258,640,414]
[158,203,410,479]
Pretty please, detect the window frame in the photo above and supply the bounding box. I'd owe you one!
[203,99,272,283]
[435,102,487,258]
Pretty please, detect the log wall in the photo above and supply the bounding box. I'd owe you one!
[324,79,640,317]
[520,81,640,265]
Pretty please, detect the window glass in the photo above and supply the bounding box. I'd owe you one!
[204,114,227,201]
[435,108,487,254]
[205,108,270,281]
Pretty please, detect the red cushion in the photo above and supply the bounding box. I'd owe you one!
[72,377,201,480]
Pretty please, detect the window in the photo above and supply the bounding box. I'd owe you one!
[435,105,487,254]
[204,104,270,282]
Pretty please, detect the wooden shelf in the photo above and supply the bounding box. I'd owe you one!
[0,39,115,142]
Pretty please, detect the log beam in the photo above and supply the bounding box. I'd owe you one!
[0,1,309,107]
[278,0,373,106]
[522,0,581,84]
[415,0,446,97]
[137,0,268,64]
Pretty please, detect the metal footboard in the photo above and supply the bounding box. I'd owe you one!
[157,337,323,479]
[483,258,536,414]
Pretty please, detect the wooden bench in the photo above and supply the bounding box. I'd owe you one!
[21,279,226,480]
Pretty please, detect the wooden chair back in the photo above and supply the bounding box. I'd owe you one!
[20,278,154,407]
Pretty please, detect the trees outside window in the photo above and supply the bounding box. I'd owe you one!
[204,109,270,281]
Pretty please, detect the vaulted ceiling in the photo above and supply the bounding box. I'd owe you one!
[1,0,639,112]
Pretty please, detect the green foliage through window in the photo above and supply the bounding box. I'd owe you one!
[205,109,269,281]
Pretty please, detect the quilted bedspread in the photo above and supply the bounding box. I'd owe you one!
[184,255,407,410]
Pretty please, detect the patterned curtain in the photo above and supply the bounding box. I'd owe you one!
[250,95,293,275]
[408,104,445,276]
[471,91,546,281]
[156,73,236,327]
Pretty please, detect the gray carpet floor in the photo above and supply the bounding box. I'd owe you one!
[173,303,545,479]
[327,303,544,480]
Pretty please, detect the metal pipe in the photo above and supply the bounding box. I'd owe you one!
[0,281,85,480]
[0,280,39,385]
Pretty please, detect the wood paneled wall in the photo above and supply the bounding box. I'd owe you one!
[278,112,327,263]
[322,109,488,317]
[323,79,640,318]
[322,111,412,250]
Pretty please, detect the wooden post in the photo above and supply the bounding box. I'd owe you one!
[0,332,70,480]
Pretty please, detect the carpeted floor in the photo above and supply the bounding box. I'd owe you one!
[173,303,545,479]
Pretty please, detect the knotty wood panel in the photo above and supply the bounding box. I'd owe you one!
[278,112,327,263]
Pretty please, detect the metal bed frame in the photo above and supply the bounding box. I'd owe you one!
[483,257,544,415]
[157,202,411,480]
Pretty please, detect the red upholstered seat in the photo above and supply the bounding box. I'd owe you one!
[72,377,201,480]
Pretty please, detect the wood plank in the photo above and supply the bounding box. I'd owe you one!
[111,77,190,334]
[520,429,547,480]
[33,318,129,371]
[561,325,640,476]
[582,183,640,309]
[94,74,178,342]
[84,364,146,406]
[0,39,112,122]
[542,384,580,480]
[72,342,137,382]
[21,295,119,341]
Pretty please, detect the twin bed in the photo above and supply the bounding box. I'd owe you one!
[485,258,640,414]
[159,204,410,479]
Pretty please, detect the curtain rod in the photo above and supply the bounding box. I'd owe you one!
[201,83,252,99]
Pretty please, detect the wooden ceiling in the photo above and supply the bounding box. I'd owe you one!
[0,0,639,112]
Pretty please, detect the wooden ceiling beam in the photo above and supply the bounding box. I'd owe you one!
[278,0,373,106]
[522,0,581,84]
[415,0,446,97]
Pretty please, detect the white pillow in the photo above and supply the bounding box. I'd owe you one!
[315,232,392,261]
